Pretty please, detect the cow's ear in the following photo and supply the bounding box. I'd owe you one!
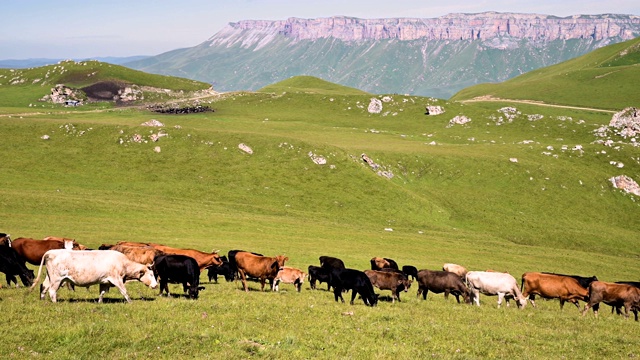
[284,257,289,262]
[271,261,279,270]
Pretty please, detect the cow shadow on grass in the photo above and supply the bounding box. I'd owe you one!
[62,296,157,304]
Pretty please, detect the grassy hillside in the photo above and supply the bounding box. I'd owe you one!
[259,75,370,95]
[0,60,211,109]
[451,37,640,110]
[1,76,639,359]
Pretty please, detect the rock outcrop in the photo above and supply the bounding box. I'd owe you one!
[208,13,640,49]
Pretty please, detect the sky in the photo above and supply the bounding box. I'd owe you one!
[1,0,639,59]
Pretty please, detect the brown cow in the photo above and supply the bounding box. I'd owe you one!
[234,252,288,292]
[44,237,88,250]
[364,269,412,303]
[273,266,306,292]
[110,244,163,266]
[442,263,468,278]
[521,272,591,309]
[582,281,640,320]
[417,269,471,304]
[370,257,399,271]
[146,244,222,271]
[10,237,85,266]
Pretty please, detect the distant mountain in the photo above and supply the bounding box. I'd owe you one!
[125,12,640,98]
[0,56,150,69]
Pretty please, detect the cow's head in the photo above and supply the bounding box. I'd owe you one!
[271,255,288,272]
[0,234,11,247]
[138,264,158,289]
[210,250,223,266]
[399,278,412,292]
[189,285,205,300]
[370,257,389,270]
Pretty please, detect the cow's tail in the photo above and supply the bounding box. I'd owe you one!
[29,252,48,291]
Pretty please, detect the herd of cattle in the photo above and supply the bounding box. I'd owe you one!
[1,233,639,320]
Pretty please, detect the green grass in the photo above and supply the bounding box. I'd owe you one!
[451,37,640,110]
[1,75,639,359]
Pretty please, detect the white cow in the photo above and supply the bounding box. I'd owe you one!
[30,249,157,303]
[465,271,526,308]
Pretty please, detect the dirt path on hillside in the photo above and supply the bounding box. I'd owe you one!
[461,96,617,114]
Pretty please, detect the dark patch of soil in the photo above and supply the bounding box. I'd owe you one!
[147,104,214,114]
[81,81,126,101]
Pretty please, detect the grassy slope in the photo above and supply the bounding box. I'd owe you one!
[1,75,639,358]
[0,60,211,109]
[451,37,640,110]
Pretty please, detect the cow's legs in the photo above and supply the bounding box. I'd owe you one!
[48,280,62,303]
[333,287,344,303]
[559,299,565,309]
[238,270,249,292]
[497,293,505,308]
[98,284,110,303]
[109,279,132,303]
[350,289,358,305]
[471,289,481,306]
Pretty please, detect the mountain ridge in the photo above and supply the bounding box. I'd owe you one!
[126,12,640,98]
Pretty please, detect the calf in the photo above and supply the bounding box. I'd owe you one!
[365,270,411,303]
[442,263,468,278]
[207,255,233,283]
[402,265,419,280]
[416,269,470,304]
[235,252,288,292]
[319,255,345,270]
[582,281,640,321]
[521,272,591,309]
[153,254,202,299]
[30,249,157,303]
[273,266,306,292]
[308,265,331,290]
[370,257,399,271]
[328,268,378,306]
[466,271,526,308]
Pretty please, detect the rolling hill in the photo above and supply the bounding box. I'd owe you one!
[451,37,640,110]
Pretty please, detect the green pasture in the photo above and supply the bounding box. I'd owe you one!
[1,70,639,358]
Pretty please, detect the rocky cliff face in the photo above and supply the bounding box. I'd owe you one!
[127,12,640,98]
[208,13,640,49]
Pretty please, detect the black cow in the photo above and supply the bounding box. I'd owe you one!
[541,272,598,289]
[0,245,34,287]
[328,268,378,306]
[402,265,419,281]
[153,254,202,299]
[207,255,233,283]
[319,255,345,270]
[416,269,471,304]
[228,250,263,281]
[308,265,331,290]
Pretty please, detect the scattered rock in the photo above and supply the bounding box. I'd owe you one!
[610,175,640,196]
[41,135,50,140]
[448,115,471,127]
[153,146,161,153]
[238,143,253,154]
[308,152,327,165]
[609,107,640,138]
[425,106,445,115]
[141,119,164,127]
[509,158,518,163]
[368,98,383,114]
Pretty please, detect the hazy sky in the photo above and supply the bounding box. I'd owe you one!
[1,0,639,59]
